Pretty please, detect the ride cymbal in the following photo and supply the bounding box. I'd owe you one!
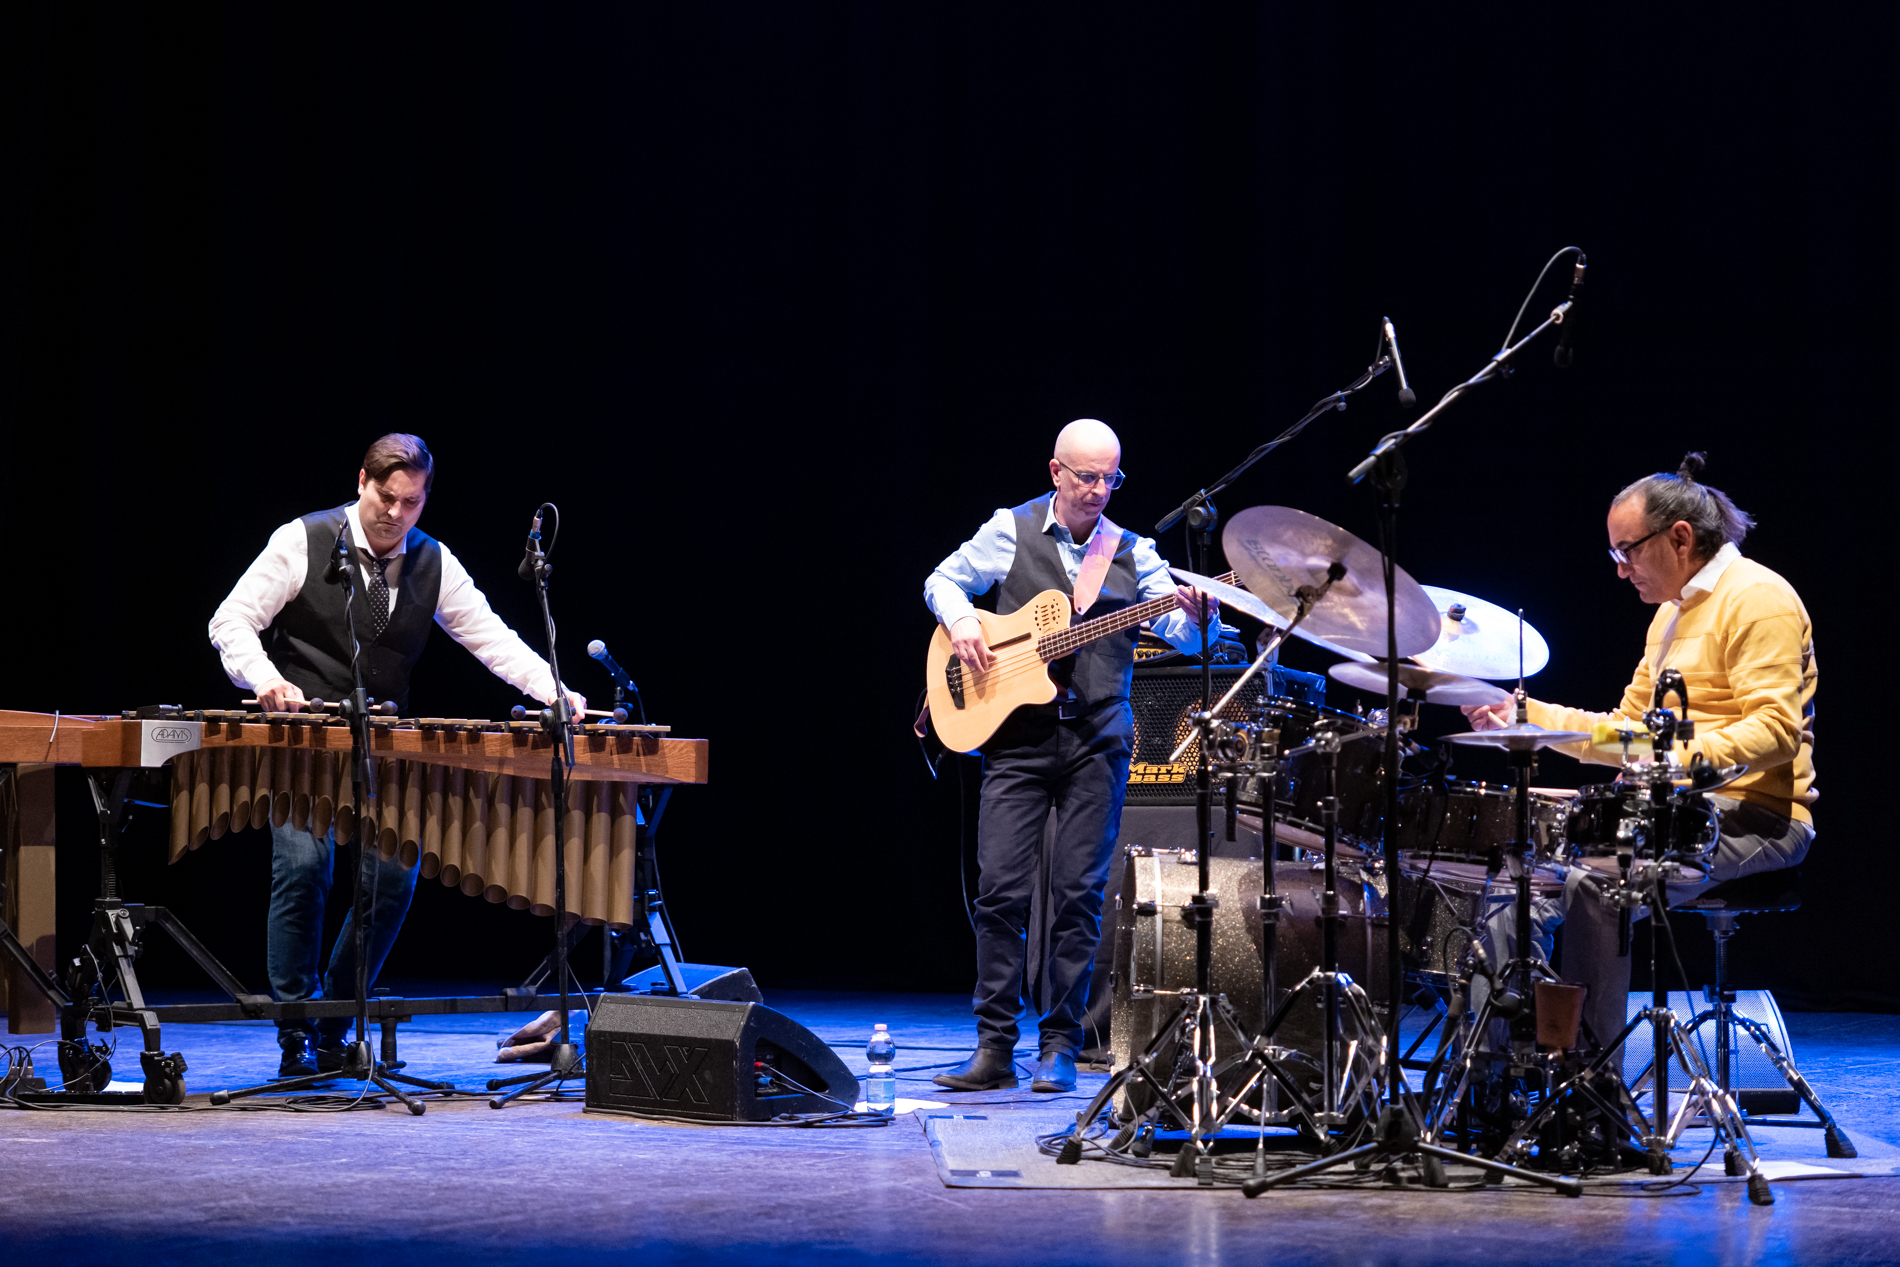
[1412,585,1551,681]
[1221,506,1440,660]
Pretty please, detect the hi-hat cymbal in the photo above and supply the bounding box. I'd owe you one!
[1441,722,1590,752]
[1221,506,1440,660]
[1411,585,1551,681]
[1329,660,1510,707]
[1167,567,1285,632]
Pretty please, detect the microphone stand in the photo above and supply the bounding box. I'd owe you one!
[1247,251,1590,1198]
[214,524,437,1112]
[1154,348,1397,539]
[489,504,585,1108]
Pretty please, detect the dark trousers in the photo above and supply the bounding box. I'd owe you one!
[973,702,1131,1055]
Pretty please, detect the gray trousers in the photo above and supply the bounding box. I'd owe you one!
[1479,800,1812,1048]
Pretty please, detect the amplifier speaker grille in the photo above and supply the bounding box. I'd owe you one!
[1126,664,1324,805]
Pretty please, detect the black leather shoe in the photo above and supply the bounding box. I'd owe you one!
[932,1047,1019,1091]
[315,1035,349,1074]
[277,1032,318,1079]
[1032,1050,1076,1093]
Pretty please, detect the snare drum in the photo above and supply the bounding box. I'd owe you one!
[1562,780,1715,883]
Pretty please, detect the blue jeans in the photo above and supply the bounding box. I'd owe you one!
[269,820,419,1039]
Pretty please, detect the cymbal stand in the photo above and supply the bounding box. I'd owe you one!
[1250,254,1594,1199]
[489,503,584,1108]
[1059,572,1351,1179]
[215,526,433,1113]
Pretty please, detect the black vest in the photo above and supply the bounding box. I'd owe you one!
[998,493,1142,709]
[268,506,443,714]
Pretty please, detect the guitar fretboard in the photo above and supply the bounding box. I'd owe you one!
[1038,570,1241,660]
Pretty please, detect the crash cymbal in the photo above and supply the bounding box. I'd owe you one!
[1328,660,1511,707]
[1167,567,1286,632]
[1411,585,1551,681]
[1221,506,1440,660]
[1441,722,1591,752]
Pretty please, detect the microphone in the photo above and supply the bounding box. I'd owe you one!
[323,527,348,585]
[588,639,636,692]
[1553,252,1586,368]
[1383,317,1415,407]
[516,508,544,582]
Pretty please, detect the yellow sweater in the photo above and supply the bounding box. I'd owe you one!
[1526,554,1816,823]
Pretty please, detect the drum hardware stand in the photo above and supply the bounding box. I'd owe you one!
[1677,927,1856,1154]
[582,645,687,993]
[1249,271,1595,1199]
[489,503,585,1108]
[1585,679,1774,1202]
[213,526,441,1114]
[1060,572,1360,1177]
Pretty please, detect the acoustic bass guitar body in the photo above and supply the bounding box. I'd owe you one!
[924,590,1075,754]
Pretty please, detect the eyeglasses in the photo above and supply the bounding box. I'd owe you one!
[1057,460,1125,490]
[1607,527,1664,566]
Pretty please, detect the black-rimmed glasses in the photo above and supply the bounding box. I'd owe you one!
[1607,527,1664,565]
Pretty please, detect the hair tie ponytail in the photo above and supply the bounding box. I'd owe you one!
[1677,451,1707,482]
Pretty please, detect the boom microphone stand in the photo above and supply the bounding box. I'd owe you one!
[215,525,433,1112]
[489,504,584,1108]
[1246,250,1591,1198]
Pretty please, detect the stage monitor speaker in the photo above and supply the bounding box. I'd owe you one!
[1621,989,1801,1116]
[585,994,859,1122]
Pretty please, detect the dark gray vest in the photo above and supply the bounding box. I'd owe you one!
[998,493,1142,709]
[267,505,443,714]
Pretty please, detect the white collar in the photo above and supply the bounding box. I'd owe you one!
[1042,495,1104,544]
[346,499,408,560]
[1678,541,1740,603]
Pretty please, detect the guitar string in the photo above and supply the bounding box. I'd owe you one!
[964,571,1241,665]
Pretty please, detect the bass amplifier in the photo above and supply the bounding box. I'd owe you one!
[585,995,860,1122]
[1126,663,1326,805]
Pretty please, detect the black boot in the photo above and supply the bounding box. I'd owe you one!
[933,1046,1019,1091]
[277,1029,318,1079]
[1032,1050,1076,1093]
[315,1029,351,1074]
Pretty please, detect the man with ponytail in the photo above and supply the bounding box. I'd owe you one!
[1463,452,1816,1048]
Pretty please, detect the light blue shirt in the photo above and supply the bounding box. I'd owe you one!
[924,500,1209,654]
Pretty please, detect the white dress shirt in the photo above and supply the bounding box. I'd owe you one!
[1651,541,1742,674]
[924,499,1208,654]
[208,499,571,705]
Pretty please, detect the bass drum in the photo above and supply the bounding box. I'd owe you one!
[1108,847,1390,1113]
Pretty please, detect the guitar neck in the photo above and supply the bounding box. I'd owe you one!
[1039,570,1239,660]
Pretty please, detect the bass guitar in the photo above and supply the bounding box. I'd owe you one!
[924,571,1238,753]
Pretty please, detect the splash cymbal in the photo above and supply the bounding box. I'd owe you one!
[1441,722,1591,751]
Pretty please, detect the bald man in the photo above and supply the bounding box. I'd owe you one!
[923,419,1216,1092]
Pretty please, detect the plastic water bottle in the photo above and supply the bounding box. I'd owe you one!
[864,1024,897,1116]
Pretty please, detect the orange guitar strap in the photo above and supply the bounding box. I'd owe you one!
[1070,516,1123,615]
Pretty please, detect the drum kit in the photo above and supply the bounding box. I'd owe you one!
[1059,502,1774,1198]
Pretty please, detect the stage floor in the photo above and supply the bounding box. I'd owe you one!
[3,989,1898,1265]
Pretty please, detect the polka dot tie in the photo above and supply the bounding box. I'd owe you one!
[368,557,391,638]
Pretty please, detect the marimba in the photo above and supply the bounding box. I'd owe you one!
[1,708,708,1035]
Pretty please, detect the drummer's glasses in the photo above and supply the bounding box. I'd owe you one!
[1057,460,1125,490]
[1608,526,1664,565]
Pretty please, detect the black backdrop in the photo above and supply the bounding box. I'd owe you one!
[2,5,1892,1007]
